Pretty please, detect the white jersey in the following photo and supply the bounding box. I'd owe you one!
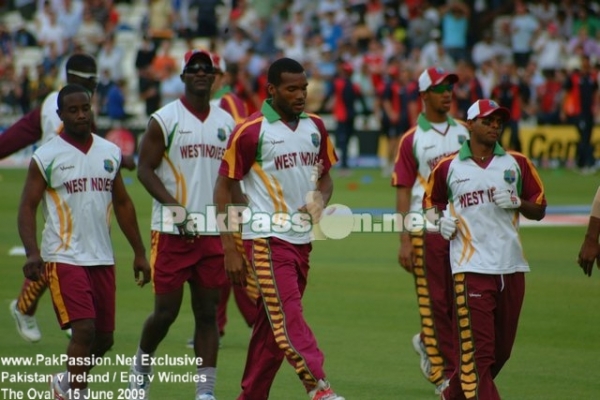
[220,101,338,244]
[425,142,546,275]
[40,91,63,145]
[150,99,236,235]
[392,114,469,213]
[32,134,122,265]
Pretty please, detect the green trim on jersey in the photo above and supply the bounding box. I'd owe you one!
[212,85,231,100]
[417,113,458,131]
[45,159,55,187]
[256,131,265,166]
[515,164,523,195]
[166,123,178,152]
[458,141,505,161]
[261,99,308,123]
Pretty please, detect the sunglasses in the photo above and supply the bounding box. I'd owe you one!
[429,84,454,93]
[67,69,98,81]
[184,63,215,75]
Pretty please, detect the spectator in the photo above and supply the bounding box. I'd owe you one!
[407,4,436,52]
[138,64,161,116]
[454,60,484,121]
[75,8,105,55]
[146,0,175,47]
[471,29,512,68]
[440,0,470,63]
[536,69,563,126]
[491,63,526,152]
[510,1,540,68]
[57,0,84,51]
[135,35,156,71]
[38,9,68,60]
[159,63,184,106]
[106,79,132,122]
[95,68,114,116]
[97,35,124,81]
[563,55,599,174]
[151,39,177,81]
[195,0,220,50]
[533,22,567,73]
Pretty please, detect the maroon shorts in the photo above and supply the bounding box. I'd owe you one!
[45,262,115,332]
[151,232,228,294]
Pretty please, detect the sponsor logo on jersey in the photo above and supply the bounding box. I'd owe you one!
[104,159,115,173]
[311,133,319,148]
[217,128,227,142]
[503,169,516,184]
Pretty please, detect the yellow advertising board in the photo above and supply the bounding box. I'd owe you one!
[380,125,599,164]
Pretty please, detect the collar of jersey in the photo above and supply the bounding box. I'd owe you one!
[459,140,506,161]
[262,99,308,123]
[212,85,231,100]
[417,113,458,131]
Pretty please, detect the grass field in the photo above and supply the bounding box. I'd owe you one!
[0,166,599,400]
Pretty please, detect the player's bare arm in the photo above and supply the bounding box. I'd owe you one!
[397,186,416,272]
[17,159,47,281]
[137,118,180,205]
[516,199,546,221]
[578,216,600,277]
[214,175,246,286]
[112,171,151,287]
[0,107,43,159]
[578,187,600,276]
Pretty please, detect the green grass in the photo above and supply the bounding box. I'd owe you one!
[0,167,599,399]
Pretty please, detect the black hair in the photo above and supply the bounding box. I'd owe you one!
[57,84,90,111]
[267,57,304,86]
[65,53,97,74]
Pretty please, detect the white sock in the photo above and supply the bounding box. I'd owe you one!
[135,347,153,373]
[58,371,70,393]
[195,367,216,396]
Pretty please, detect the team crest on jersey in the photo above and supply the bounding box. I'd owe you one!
[104,159,115,173]
[458,135,467,144]
[503,169,516,183]
[217,128,227,142]
[311,133,319,148]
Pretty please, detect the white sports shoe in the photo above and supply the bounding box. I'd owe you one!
[308,380,345,400]
[412,333,431,380]
[50,373,67,400]
[10,299,41,343]
[196,394,216,400]
[127,366,151,400]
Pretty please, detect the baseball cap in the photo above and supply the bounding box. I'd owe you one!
[211,52,227,73]
[467,99,510,122]
[181,49,215,73]
[418,67,458,92]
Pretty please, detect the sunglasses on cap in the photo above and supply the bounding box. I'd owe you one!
[67,69,98,81]
[184,63,215,75]
[428,83,454,94]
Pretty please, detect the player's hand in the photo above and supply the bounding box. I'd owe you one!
[133,255,151,287]
[224,248,246,286]
[398,236,416,273]
[577,236,600,277]
[493,189,521,209]
[23,254,44,281]
[300,190,325,224]
[439,217,458,240]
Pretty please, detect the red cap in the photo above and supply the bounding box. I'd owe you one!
[467,99,510,122]
[418,67,458,91]
[181,50,215,73]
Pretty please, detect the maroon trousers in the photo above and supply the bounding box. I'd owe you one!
[443,272,525,400]
[237,237,325,400]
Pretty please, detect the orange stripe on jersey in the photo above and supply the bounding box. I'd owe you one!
[508,150,546,205]
[251,164,286,213]
[163,156,186,204]
[46,262,69,325]
[150,231,160,293]
[393,126,417,165]
[391,126,417,186]
[48,189,72,252]
[450,203,475,265]
[324,135,337,166]
[223,116,264,178]
[223,95,242,123]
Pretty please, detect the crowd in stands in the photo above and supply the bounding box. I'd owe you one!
[0,0,599,155]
